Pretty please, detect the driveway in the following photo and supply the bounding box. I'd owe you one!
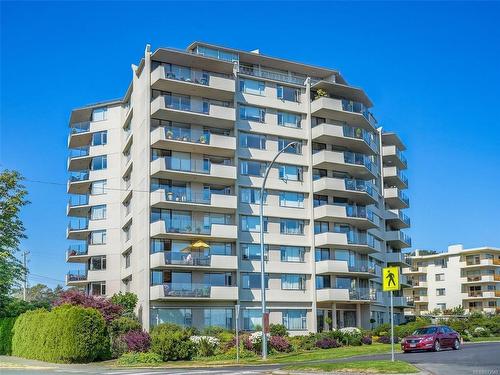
[1,342,499,375]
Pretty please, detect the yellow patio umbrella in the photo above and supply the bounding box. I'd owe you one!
[180,240,210,253]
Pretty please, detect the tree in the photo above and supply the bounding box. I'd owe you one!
[0,170,29,313]
[12,283,64,305]
[110,292,138,316]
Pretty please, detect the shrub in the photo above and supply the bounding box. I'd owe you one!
[150,323,196,361]
[361,336,372,345]
[190,336,220,357]
[289,333,317,351]
[0,317,16,354]
[315,337,341,349]
[339,327,361,335]
[110,292,138,317]
[202,326,225,336]
[377,335,399,344]
[472,326,490,337]
[373,323,391,336]
[269,323,288,337]
[109,316,142,338]
[269,335,292,352]
[116,351,162,366]
[53,290,122,323]
[121,330,151,352]
[345,334,362,346]
[11,305,108,363]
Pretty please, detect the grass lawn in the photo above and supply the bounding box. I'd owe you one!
[114,343,394,368]
[282,360,419,374]
[470,336,500,342]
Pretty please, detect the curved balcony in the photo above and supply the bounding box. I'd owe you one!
[314,204,378,230]
[311,123,378,155]
[150,283,238,301]
[316,259,377,277]
[312,150,378,179]
[313,177,378,205]
[311,97,377,131]
[315,231,381,254]
[316,287,376,303]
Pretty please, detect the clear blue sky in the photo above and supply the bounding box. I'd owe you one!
[1,2,499,288]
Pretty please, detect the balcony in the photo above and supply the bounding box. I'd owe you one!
[383,145,407,170]
[403,266,427,274]
[150,251,237,270]
[239,65,306,86]
[316,287,375,303]
[150,126,236,157]
[315,231,381,254]
[66,218,90,240]
[151,95,235,128]
[151,189,237,213]
[311,123,378,155]
[400,274,412,286]
[66,244,89,263]
[151,65,235,101]
[383,167,408,189]
[316,259,377,277]
[67,169,108,195]
[384,187,409,209]
[151,157,236,185]
[413,281,428,288]
[67,147,92,171]
[150,220,238,241]
[461,274,500,283]
[386,230,412,249]
[150,283,238,301]
[68,121,91,148]
[386,252,411,266]
[314,204,378,230]
[240,288,311,303]
[66,270,88,285]
[66,195,90,217]
[312,150,378,179]
[311,97,377,130]
[393,296,412,307]
[412,295,429,303]
[461,258,500,268]
[313,177,378,205]
[385,209,410,229]
[463,291,499,299]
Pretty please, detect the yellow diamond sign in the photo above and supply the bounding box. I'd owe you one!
[383,266,400,291]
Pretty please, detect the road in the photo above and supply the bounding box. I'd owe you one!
[1,342,499,375]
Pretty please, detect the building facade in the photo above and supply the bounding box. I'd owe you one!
[66,42,412,333]
[403,245,500,315]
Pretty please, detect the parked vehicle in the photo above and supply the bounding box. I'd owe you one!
[401,325,461,352]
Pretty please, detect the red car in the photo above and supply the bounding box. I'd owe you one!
[401,325,461,352]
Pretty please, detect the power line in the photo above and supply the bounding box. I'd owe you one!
[29,273,66,283]
[25,178,152,194]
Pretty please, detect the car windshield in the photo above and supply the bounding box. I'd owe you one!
[412,327,438,335]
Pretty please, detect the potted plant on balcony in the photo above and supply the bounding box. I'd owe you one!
[199,135,207,144]
[166,130,173,139]
[167,191,173,201]
[314,88,328,100]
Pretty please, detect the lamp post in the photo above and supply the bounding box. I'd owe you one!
[260,141,299,360]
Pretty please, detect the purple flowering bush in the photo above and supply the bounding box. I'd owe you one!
[377,335,399,344]
[361,336,372,345]
[53,290,122,323]
[315,337,341,349]
[121,330,151,352]
[269,335,292,352]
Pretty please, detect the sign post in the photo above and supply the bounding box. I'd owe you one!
[235,304,240,363]
[382,266,400,362]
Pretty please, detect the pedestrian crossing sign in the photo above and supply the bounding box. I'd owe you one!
[383,266,400,291]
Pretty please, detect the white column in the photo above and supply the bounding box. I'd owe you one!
[332,303,337,329]
[356,304,362,328]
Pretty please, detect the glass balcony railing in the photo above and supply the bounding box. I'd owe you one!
[239,65,306,85]
[67,270,87,281]
[344,178,377,199]
[164,251,211,266]
[162,283,212,297]
[68,195,89,207]
[342,125,379,152]
[67,243,88,257]
[163,157,211,174]
[69,170,90,182]
[348,262,376,274]
[68,218,89,231]
[343,205,377,224]
[397,169,409,186]
[343,151,378,175]
[164,66,210,85]
[164,126,211,144]
[341,99,377,127]
[399,232,412,246]
[70,122,90,134]
[155,219,213,235]
[69,146,90,159]
[161,95,232,115]
[349,287,372,300]
[161,190,211,204]
[398,190,410,206]
[396,148,407,166]
[398,211,411,226]
[344,231,381,251]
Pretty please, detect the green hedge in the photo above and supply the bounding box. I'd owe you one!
[11,304,108,363]
[0,317,17,354]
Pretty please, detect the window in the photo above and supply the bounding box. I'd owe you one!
[151,308,192,328]
[91,155,107,170]
[150,270,164,286]
[313,194,328,207]
[314,221,329,234]
[242,273,268,289]
[90,230,106,245]
[92,131,107,146]
[209,243,233,256]
[315,248,330,261]
[281,274,305,290]
[282,310,307,330]
[312,168,327,180]
[91,180,107,195]
[281,246,305,262]
[280,219,304,235]
[278,138,302,154]
[277,85,300,102]
[239,79,265,95]
[240,132,266,149]
[204,272,232,286]
[240,187,266,204]
[316,275,331,289]
[241,215,268,232]
[150,238,171,254]
[239,105,265,122]
[436,288,446,296]
[91,205,107,220]
[279,191,304,208]
[88,282,106,296]
[279,165,303,181]
[195,46,238,62]
[241,243,268,260]
[435,273,445,281]
[92,107,107,122]
[124,251,131,268]
[240,160,266,176]
[243,309,262,331]
[437,303,446,311]
[277,111,301,128]
[204,308,233,330]
[89,256,106,270]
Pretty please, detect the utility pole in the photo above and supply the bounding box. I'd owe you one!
[22,250,29,301]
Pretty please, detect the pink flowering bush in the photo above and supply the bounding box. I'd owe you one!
[269,335,292,352]
[121,330,151,352]
[53,290,122,323]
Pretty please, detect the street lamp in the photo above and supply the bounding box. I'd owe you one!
[260,141,299,360]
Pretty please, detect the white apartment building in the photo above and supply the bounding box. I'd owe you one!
[403,245,500,315]
[66,42,412,333]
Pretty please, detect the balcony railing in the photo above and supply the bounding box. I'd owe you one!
[69,170,90,182]
[341,99,377,127]
[342,125,379,152]
[68,195,89,207]
[155,219,233,235]
[345,231,380,250]
[69,146,90,159]
[399,231,412,246]
[67,270,87,282]
[67,243,88,257]
[163,126,212,144]
[162,283,211,297]
[161,95,232,115]
[398,211,411,226]
[345,178,377,199]
[164,251,211,266]
[163,157,211,174]
[343,152,378,175]
[68,218,89,231]
[468,291,483,297]
[399,190,410,206]
[348,262,376,274]
[349,287,372,300]
[344,205,377,224]
[163,66,210,85]
[70,122,90,134]
[397,169,409,186]
[396,148,408,167]
[239,65,306,85]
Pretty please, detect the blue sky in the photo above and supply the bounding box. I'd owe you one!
[1,2,499,288]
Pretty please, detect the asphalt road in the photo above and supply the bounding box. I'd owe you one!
[1,342,499,375]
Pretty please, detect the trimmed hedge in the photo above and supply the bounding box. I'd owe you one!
[0,317,17,354]
[11,304,108,363]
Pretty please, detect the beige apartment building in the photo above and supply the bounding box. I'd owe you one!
[66,42,412,332]
[403,245,500,315]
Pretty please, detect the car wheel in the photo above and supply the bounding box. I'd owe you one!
[433,340,441,352]
[452,339,460,350]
